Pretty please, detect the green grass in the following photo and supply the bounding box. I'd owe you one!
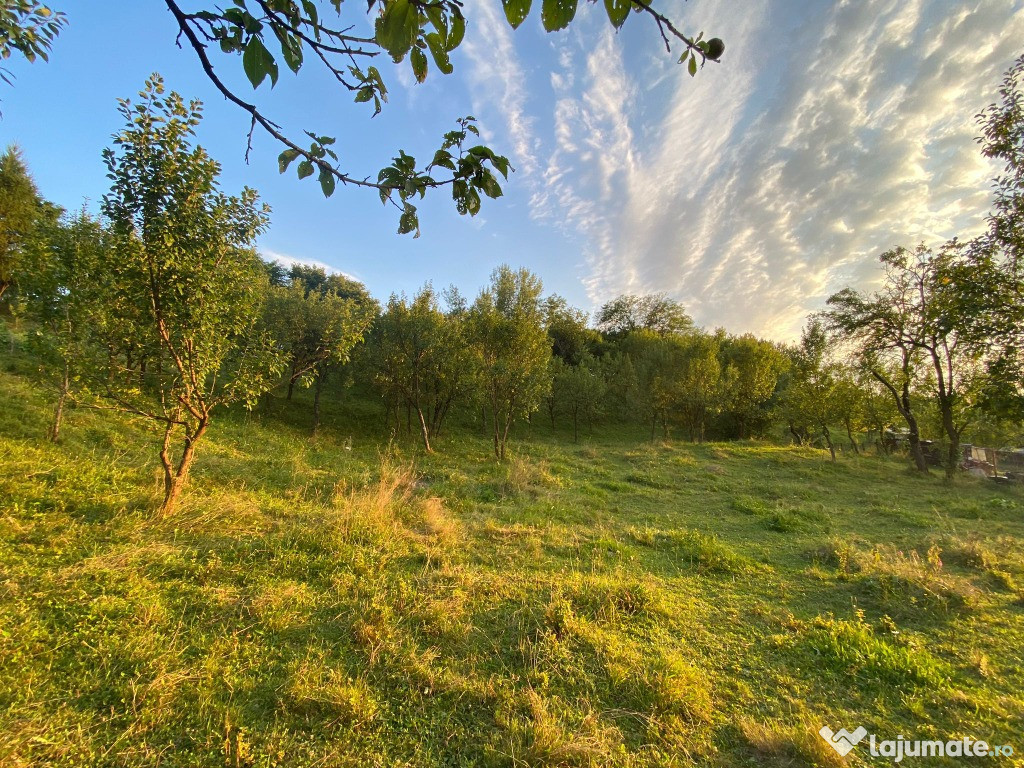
[1,361,1024,767]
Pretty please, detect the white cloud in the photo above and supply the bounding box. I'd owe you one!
[460,0,540,176]
[260,249,361,282]
[528,0,1024,340]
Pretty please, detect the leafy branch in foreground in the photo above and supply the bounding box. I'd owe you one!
[163,0,723,235]
[0,1,65,79]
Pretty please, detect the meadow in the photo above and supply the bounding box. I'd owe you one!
[1,361,1023,767]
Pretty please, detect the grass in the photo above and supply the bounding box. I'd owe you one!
[1,359,1024,766]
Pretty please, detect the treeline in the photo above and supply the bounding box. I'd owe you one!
[3,56,1024,514]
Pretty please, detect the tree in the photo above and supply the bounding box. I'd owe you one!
[595,294,693,337]
[615,329,676,438]
[467,265,550,460]
[20,209,108,442]
[781,321,843,462]
[858,371,901,454]
[832,365,867,455]
[98,76,284,514]
[668,332,725,443]
[372,283,472,451]
[552,352,605,442]
[720,334,787,439]
[545,294,596,365]
[266,274,376,431]
[825,252,932,473]
[957,54,1024,425]
[827,244,987,478]
[0,145,41,302]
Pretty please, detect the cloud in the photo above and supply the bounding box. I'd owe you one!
[460,1,540,176]
[260,249,361,282]
[538,0,1024,340]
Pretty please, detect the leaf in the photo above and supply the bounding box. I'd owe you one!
[431,149,455,170]
[297,160,314,179]
[319,167,336,197]
[275,29,303,73]
[502,0,532,29]
[424,33,452,75]
[687,52,697,77]
[424,5,446,39]
[604,0,629,29]
[375,0,420,59]
[301,0,319,28]
[448,13,465,49]
[278,148,301,173]
[465,187,481,215]
[479,171,503,199]
[541,0,577,32]
[355,87,374,102]
[397,205,420,237]
[242,36,278,89]
[411,46,428,82]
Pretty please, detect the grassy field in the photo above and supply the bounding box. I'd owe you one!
[1,362,1023,767]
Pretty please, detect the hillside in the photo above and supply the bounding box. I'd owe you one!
[1,367,1023,767]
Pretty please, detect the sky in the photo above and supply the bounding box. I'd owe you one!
[1,0,1022,341]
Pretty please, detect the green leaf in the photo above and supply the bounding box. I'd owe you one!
[301,0,319,28]
[448,13,465,49]
[541,0,577,32]
[465,187,481,215]
[424,5,446,39]
[242,36,278,89]
[319,167,336,198]
[411,46,428,82]
[355,87,374,103]
[375,0,420,59]
[431,149,455,170]
[502,0,532,29]
[479,171,503,199]
[275,28,303,73]
[297,160,314,179]
[424,33,453,75]
[604,0,629,29]
[687,52,697,77]
[278,149,301,173]
[397,203,419,236]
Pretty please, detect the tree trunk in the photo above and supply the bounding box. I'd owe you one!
[312,371,323,434]
[500,413,513,461]
[871,367,928,472]
[945,435,960,480]
[48,362,70,443]
[287,375,296,401]
[159,418,208,515]
[845,417,860,455]
[906,416,928,472]
[822,424,836,463]
[789,422,803,446]
[416,405,432,452]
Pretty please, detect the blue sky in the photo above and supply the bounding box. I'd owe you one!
[1,0,1022,340]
